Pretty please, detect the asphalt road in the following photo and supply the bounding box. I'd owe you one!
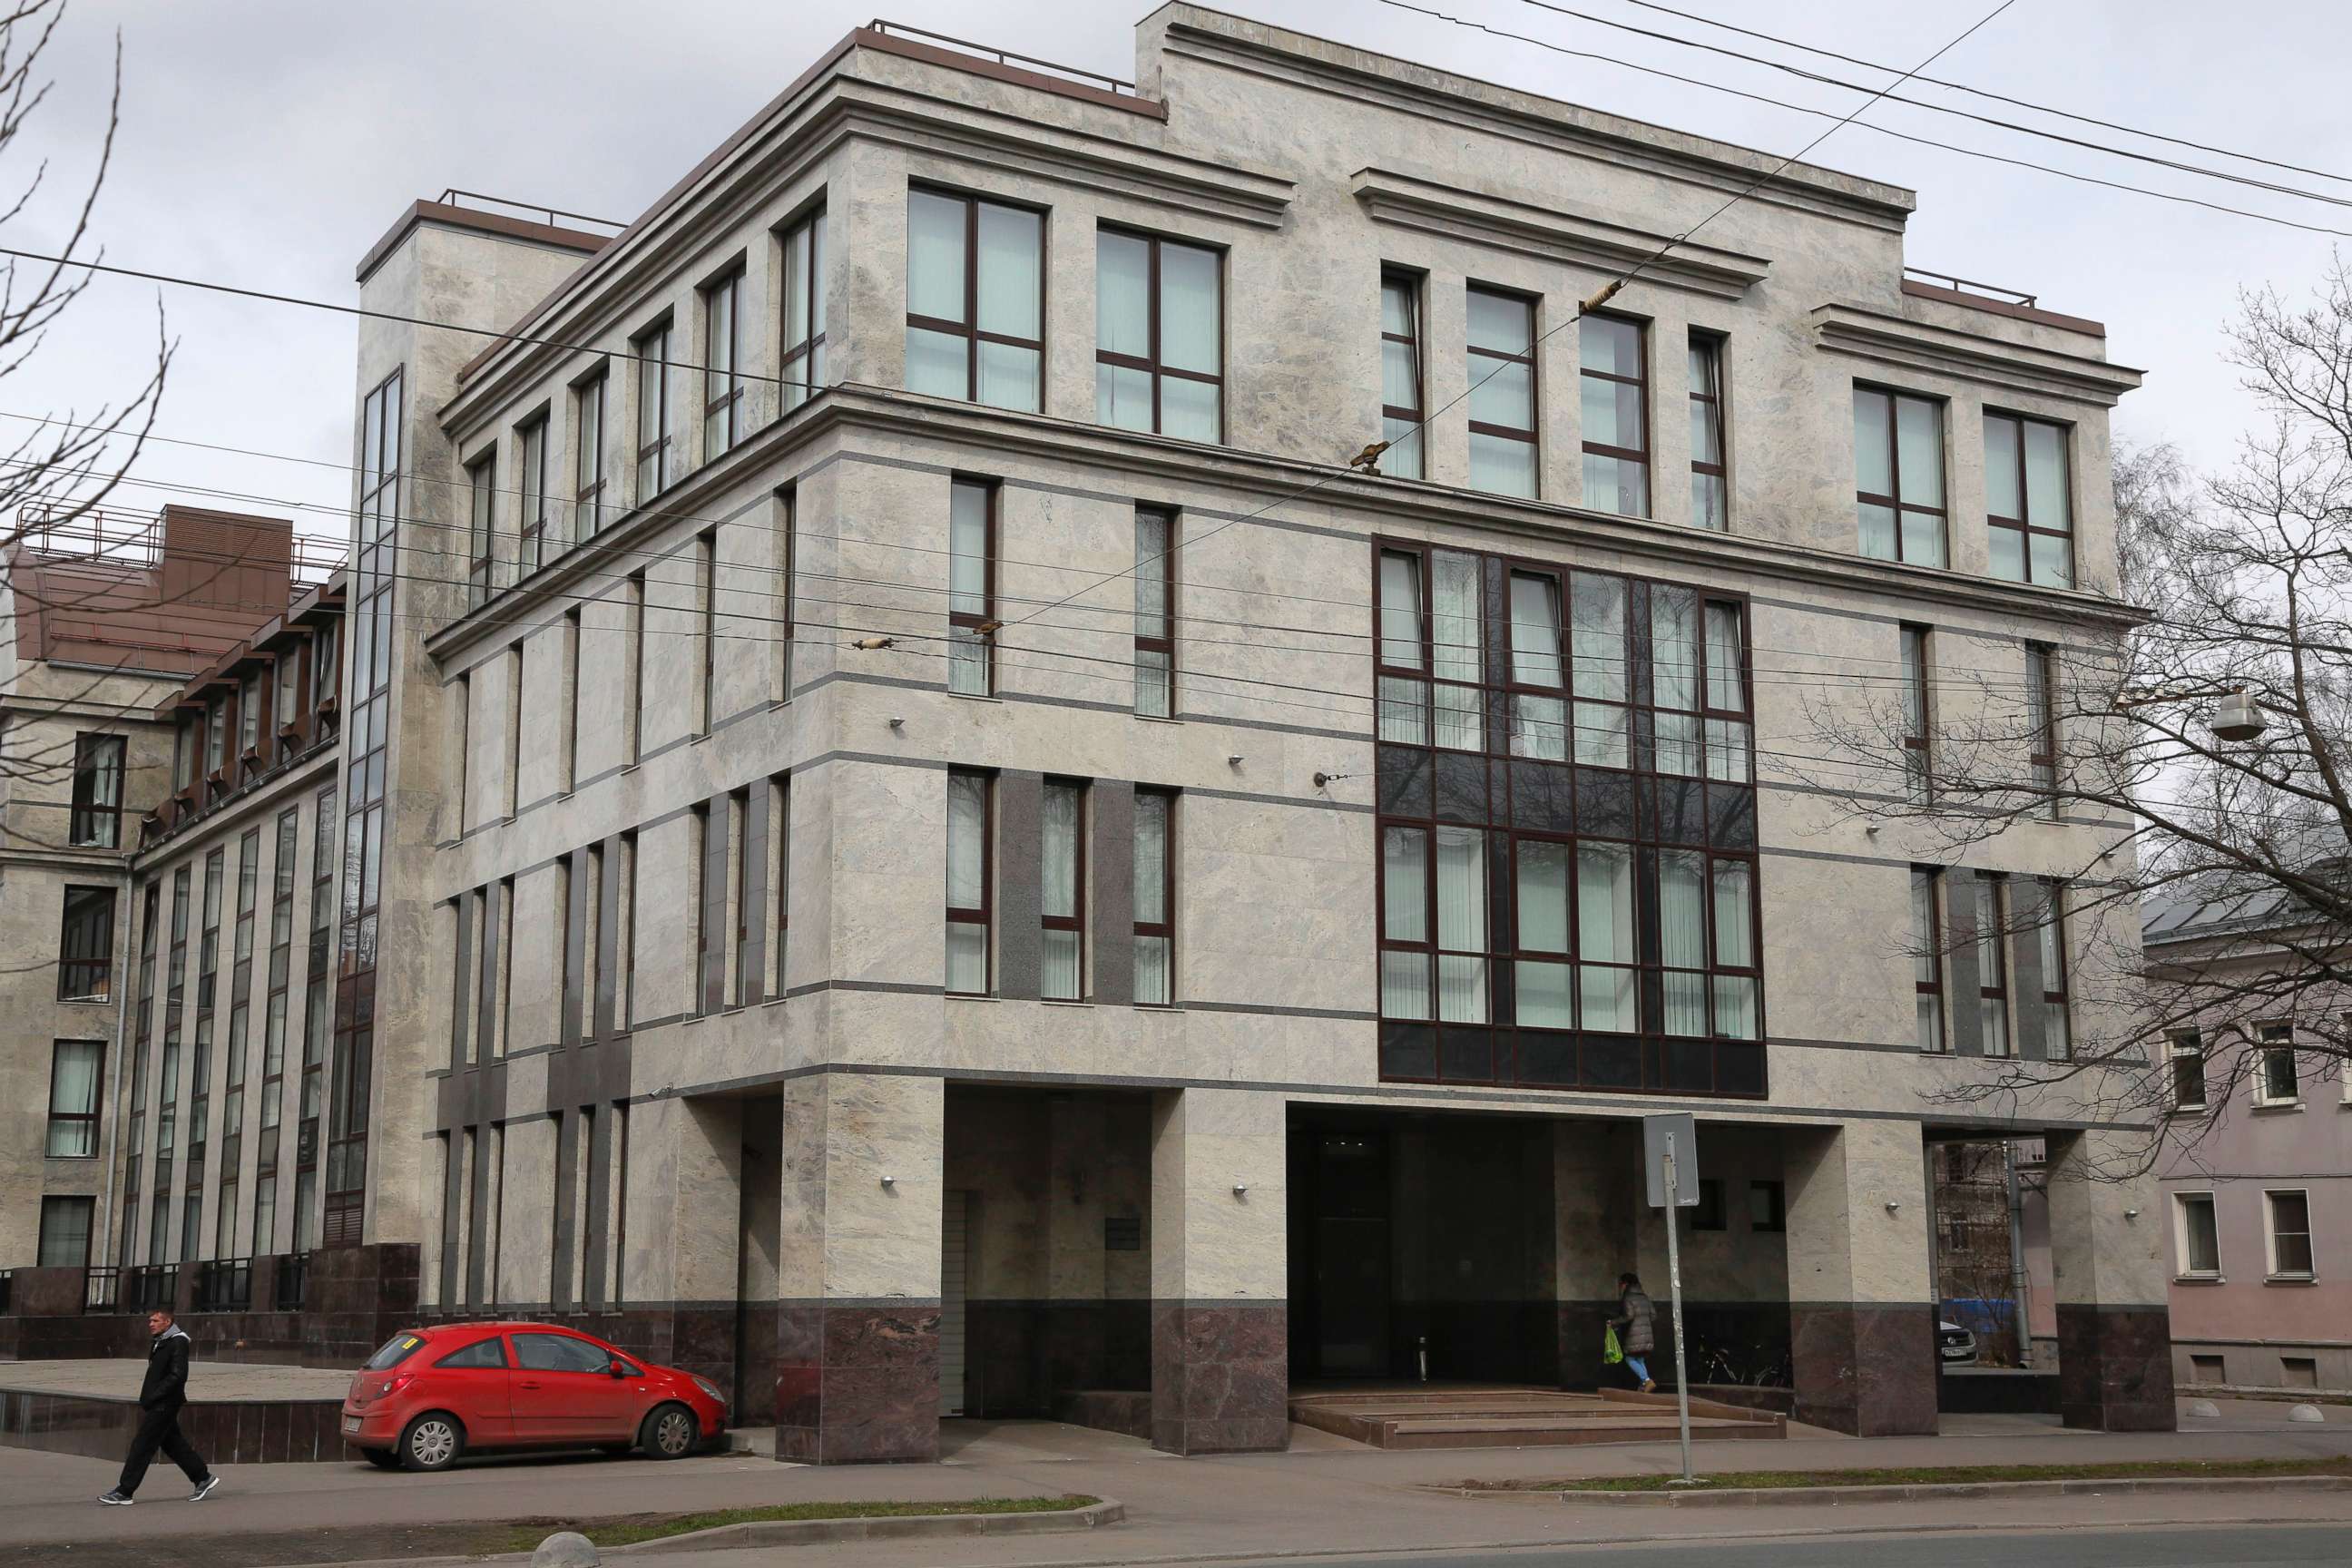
[1195,1525,2352,1568]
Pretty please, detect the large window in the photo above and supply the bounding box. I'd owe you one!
[573,372,607,538]
[58,885,115,1001]
[1379,270,1425,480]
[69,734,125,848]
[907,189,1043,412]
[1042,780,1085,1001]
[1379,824,1487,1023]
[779,206,827,413]
[1097,228,1220,441]
[948,479,995,697]
[1985,412,2073,585]
[701,268,746,458]
[634,319,673,499]
[38,1196,93,1268]
[516,416,548,574]
[1912,867,1945,1053]
[1134,508,1174,718]
[1855,387,1945,566]
[1580,314,1649,516]
[2174,1191,2220,1276]
[1466,286,1536,495]
[1901,625,1933,801]
[1134,789,1173,1006]
[466,454,495,608]
[1975,875,2010,1058]
[1688,333,1727,530]
[2265,1190,2315,1278]
[945,770,991,995]
[2257,1024,2299,1105]
[2038,879,2071,1059]
[46,1039,103,1156]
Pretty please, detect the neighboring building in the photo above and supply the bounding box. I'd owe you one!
[2143,885,2352,1393]
[0,504,322,1271]
[7,7,2176,1456]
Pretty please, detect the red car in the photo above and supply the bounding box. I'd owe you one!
[340,1321,728,1471]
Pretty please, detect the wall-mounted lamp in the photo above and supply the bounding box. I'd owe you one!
[887,716,905,730]
[1232,1182,1250,1198]
[879,1175,897,1189]
[1228,754,1245,769]
[2124,1208,2141,1220]
[1884,1200,1902,1213]
[1865,824,1882,838]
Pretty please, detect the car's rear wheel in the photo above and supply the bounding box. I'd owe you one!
[640,1402,698,1460]
[398,1413,465,1473]
[358,1446,400,1471]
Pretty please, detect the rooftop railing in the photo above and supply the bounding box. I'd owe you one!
[868,18,1140,95]
[1903,267,2040,309]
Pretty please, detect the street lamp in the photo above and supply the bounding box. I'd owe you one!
[2210,691,2269,743]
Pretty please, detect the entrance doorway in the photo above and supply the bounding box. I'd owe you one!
[1298,1131,1390,1377]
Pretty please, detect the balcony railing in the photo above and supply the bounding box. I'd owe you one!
[123,1263,176,1313]
[274,1251,309,1312]
[191,1258,251,1313]
[83,1265,120,1312]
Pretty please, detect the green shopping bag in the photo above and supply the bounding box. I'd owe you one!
[1602,1323,1624,1366]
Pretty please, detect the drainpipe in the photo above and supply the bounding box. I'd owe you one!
[2004,1142,2033,1368]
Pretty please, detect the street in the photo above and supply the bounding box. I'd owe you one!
[1170,1529,2352,1568]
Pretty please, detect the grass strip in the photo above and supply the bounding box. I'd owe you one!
[470,1494,1100,1553]
[1462,1457,2352,1493]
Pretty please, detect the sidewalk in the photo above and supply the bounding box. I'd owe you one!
[5,1403,2349,1567]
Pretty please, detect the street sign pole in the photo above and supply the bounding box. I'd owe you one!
[1661,1135,1695,1486]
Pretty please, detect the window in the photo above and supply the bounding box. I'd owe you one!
[206,700,227,778]
[1658,849,1759,1040]
[466,454,495,608]
[1134,789,1173,1006]
[1690,1179,1726,1230]
[2170,1030,2207,1111]
[1854,387,1946,566]
[1508,570,1564,760]
[625,570,646,764]
[1042,780,1085,1001]
[573,371,607,538]
[1651,589,1752,781]
[1134,508,1174,718]
[514,1332,612,1375]
[2026,644,2059,813]
[1749,1181,1786,1232]
[516,416,548,575]
[1465,286,1536,495]
[38,1197,93,1268]
[780,207,827,413]
[1379,270,1425,480]
[945,771,991,995]
[1900,625,1932,801]
[1984,412,2073,585]
[1378,824,1487,1023]
[1912,867,1946,1053]
[701,269,746,457]
[70,733,126,847]
[2038,880,2071,1060]
[691,801,717,1012]
[774,489,797,702]
[907,189,1043,412]
[46,1039,103,1156]
[2258,1024,2299,1105]
[1975,875,2010,1057]
[58,885,115,1001]
[2175,1191,2220,1276]
[947,479,995,696]
[173,713,196,793]
[437,1338,508,1370]
[1688,333,1727,529]
[1580,314,1649,516]
[633,319,673,499]
[697,530,718,733]
[1097,228,1220,440]
[1376,549,1430,745]
[2265,1191,2314,1278]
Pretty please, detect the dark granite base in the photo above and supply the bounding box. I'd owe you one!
[0,1389,347,1464]
[2057,1304,2177,1432]
[1789,1302,1936,1436]
[1152,1301,1288,1456]
[773,1301,941,1465]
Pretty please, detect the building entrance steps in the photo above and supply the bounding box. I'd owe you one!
[1287,1383,1786,1450]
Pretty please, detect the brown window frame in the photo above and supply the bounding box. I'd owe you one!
[701,266,747,458]
[2039,877,2071,1060]
[1900,623,1933,801]
[2027,642,2059,815]
[573,370,608,540]
[1976,873,2011,1058]
[1912,866,1946,1054]
[1578,310,1651,517]
[779,205,826,413]
[1133,506,1175,718]
[58,884,115,1002]
[1465,283,1538,490]
[1984,409,2074,585]
[45,1038,103,1157]
[633,317,673,502]
[1133,788,1175,1007]
[1855,384,1947,564]
[1379,267,1425,478]
[909,188,1046,407]
[516,414,549,574]
[1041,778,1087,1002]
[2168,1030,2207,1110]
[947,478,997,698]
[1094,223,1223,439]
[697,528,719,735]
[1688,330,1728,530]
[946,769,993,996]
[69,732,126,848]
[466,451,496,608]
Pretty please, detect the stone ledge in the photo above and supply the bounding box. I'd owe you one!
[1440,1475,2352,1507]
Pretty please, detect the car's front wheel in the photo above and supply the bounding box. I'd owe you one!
[640,1402,698,1460]
[398,1413,466,1473]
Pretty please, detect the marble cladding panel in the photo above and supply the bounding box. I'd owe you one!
[2057,1305,2178,1433]
[771,1300,941,1465]
[1788,1302,1937,1436]
[1152,1089,1288,1301]
[1149,1300,1289,1455]
[818,1073,945,1300]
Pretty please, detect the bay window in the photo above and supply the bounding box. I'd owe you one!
[1379,824,1486,1023]
[1096,228,1220,440]
[1571,574,1629,768]
[1507,572,1566,761]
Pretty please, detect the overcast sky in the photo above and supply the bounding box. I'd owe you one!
[15,0,2349,544]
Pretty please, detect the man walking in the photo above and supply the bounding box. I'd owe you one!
[96,1308,220,1505]
[1608,1271,1658,1395]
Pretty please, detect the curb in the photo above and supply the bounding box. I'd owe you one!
[1438,1475,2352,1507]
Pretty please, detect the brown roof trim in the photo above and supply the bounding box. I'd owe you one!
[356,200,611,286]
[1900,278,2104,338]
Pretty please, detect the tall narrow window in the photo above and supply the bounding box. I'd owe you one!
[1901,624,1932,801]
[466,454,496,607]
[1466,286,1536,495]
[2038,879,2071,1060]
[1507,571,1566,761]
[69,733,125,848]
[1572,574,1630,768]
[1912,867,1946,1053]
[517,416,548,574]
[1580,314,1649,516]
[2174,1191,2220,1275]
[2026,643,2059,814]
[2169,1030,2207,1110]
[574,372,607,539]
[1854,387,1946,566]
[2257,1023,2298,1105]
[1702,601,1752,782]
[907,190,1044,411]
[1376,549,1429,745]
[1975,874,2010,1057]
[634,319,672,499]
[58,886,115,1002]
[2266,1191,2315,1278]
[1134,790,1173,1005]
[945,770,991,995]
[239,671,263,760]
[698,530,718,734]
[1710,858,1759,1040]
[1377,825,1487,1022]
[1379,270,1425,480]
[1514,839,1573,1028]
[1096,228,1221,440]
[1431,551,1483,751]
[625,571,646,764]
[1688,333,1728,529]
[1984,412,2073,585]
[1042,780,1085,1001]
[774,488,797,702]
[779,207,827,412]
[702,269,745,457]
[947,480,995,696]
[1579,841,1637,1031]
[1134,508,1173,718]
[46,1039,103,1156]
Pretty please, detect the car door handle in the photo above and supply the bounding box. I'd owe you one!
[517,1380,543,1389]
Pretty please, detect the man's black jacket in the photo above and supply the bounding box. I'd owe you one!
[139,1327,192,1411]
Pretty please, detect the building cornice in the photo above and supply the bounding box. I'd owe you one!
[1812,302,2144,407]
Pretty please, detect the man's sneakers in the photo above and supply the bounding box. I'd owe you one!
[96,1490,133,1505]
[189,1475,221,1503]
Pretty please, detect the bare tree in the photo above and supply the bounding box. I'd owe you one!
[1796,258,2352,1174]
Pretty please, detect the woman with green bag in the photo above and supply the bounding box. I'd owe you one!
[1606,1272,1657,1393]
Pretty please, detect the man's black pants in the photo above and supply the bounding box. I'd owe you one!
[118,1404,211,1496]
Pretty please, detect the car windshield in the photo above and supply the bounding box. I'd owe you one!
[364,1331,427,1371]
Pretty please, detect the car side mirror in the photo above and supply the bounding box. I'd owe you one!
[609,1363,627,1378]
